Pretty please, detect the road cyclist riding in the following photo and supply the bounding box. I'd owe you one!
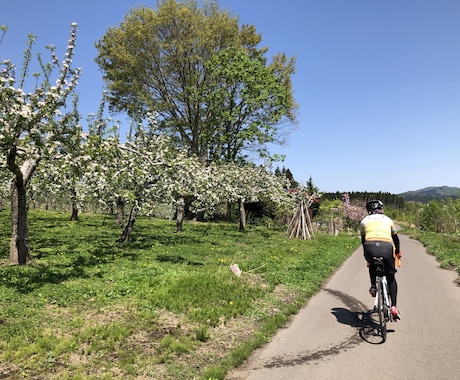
[360,200,402,327]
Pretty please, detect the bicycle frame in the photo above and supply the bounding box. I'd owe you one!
[371,257,394,342]
[374,274,391,320]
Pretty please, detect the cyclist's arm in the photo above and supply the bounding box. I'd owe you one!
[390,219,400,254]
[359,221,366,245]
[392,233,400,254]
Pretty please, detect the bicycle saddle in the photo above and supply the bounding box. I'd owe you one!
[371,256,385,275]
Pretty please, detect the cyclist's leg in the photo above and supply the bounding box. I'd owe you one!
[387,272,397,306]
[381,244,397,306]
[363,242,378,288]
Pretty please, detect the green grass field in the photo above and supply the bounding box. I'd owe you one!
[9,209,458,378]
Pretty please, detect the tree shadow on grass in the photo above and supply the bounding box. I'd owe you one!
[0,260,88,293]
[155,253,204,266]
[0,235,210,294]
[0,216,222,293]
[0,239,136,292]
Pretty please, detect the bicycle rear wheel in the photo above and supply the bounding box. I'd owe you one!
[377,279,387,342]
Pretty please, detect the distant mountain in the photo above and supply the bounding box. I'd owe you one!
[398,186,460,203]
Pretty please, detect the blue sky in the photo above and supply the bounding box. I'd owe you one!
[2,0,459,194]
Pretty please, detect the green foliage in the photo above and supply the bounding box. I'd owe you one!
[202,45,296,163]
[95,0,297,164]
[275,166,298,188]
[416,200,446,232]
[411,198,460,234]
[0,209,360,379]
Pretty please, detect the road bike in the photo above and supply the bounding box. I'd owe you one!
[372,256,394,342]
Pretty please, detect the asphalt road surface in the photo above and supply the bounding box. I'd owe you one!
[226,234,460,380]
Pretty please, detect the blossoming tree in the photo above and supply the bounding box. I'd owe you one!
[210,163,293,231]
[342,192,367,229]
[0,24,80,263]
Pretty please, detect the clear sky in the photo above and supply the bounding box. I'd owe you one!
[2,0,459,194]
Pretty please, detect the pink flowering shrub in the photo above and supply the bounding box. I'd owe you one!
[342,193,367,228]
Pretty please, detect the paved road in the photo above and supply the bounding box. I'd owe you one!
[226,234,460,380]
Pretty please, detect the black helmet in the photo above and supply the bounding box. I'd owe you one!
[366,200,383,214]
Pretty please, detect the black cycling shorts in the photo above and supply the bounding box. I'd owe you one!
[363,241,396,274]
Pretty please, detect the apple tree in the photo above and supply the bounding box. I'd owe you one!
[0,24,81,263]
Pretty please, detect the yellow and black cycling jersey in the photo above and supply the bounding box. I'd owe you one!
[360,213,397,243]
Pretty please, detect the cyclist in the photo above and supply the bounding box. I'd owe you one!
[360,200,401,321]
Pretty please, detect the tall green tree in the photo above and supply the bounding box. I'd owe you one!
[95,0,297,164]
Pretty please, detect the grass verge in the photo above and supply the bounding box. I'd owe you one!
[402,227,460,285]
[0,209,361,379]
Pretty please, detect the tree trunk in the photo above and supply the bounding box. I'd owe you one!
[10,180,31,265]
[119,206,138,242]
[175,196,185,233]
[9,158,38,265]
[238,198,246,231]
[116,197,125,226]
[226,201,233,222]
[70,188,79,221]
